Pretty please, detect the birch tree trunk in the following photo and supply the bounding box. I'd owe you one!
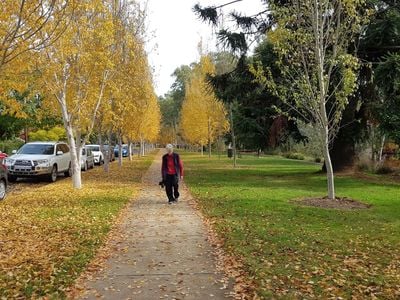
[57,65,82,189]
[314,2,335,200]
[322,126,335,200]
[379,135,386,162]
[140,138,145,157]
[60,103,82,189]
[128,140,133,161]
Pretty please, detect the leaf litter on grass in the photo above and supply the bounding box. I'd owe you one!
[0,153,155,298]
[182,152,400,299]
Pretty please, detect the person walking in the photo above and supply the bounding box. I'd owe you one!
[161,144,184,204]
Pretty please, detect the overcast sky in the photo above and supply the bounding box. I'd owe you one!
[142,0,265,96]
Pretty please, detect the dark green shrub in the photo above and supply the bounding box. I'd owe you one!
[375,165,394,175]
[284,153,305,160]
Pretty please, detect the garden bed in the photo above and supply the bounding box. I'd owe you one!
[293,197,372,210]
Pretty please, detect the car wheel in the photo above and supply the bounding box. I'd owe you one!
[0,179,6,200]
[8,175,17,183]
[48,165,58,182]
[100,157,104,165]
[64,163,72,177]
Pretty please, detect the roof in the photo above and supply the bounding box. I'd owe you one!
[26,141,64,145]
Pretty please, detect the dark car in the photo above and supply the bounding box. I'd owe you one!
[114,144,129,158]
[0,154,8,200]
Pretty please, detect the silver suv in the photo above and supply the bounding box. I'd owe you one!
[5,142,72,182]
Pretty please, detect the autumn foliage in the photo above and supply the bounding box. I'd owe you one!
[0,0,160,188]
[180,55,229,153]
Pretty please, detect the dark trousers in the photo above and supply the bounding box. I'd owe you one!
[165,174,179,202]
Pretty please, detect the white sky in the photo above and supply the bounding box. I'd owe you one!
[142,0,265,96]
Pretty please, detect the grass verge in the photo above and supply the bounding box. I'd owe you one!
[0,152,156,298]
[182,152,400,299]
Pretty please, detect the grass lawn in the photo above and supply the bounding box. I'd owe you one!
[0,152,156,298]
[182,152,400,299]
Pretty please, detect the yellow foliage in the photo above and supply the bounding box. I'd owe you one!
[0,0,69,111]
[159,126,176,145]
[180,55,229,146]
[39,0,114,132]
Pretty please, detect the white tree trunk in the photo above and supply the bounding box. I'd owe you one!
[61,107,82,189]
[322,128,335,200]
[99,135,110,173]
[73,134,83,189]
[128,140,133,161]
[57,67,82,189]
[378,135,386,162]
[313,3,335,200]
[140,138,145,157]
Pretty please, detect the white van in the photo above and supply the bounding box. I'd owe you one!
[4,142,72,182]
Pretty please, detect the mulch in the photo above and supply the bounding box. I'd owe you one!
[293,197,372,210]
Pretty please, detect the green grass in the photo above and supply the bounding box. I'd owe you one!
[182,152,400,299]
[0,152,156,299]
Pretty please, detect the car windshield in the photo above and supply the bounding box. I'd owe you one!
[18,144,54,155]
[87,146,100,152]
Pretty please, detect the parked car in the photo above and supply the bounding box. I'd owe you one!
[0,153,8,166]
[0,159,7,200]
[81,147,95,171]
[86,145,104,165]
[103,145,115,162]
[114,144,129,157]
[4,142,72,182]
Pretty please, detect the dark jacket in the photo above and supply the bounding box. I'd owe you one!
[161,153,184,180]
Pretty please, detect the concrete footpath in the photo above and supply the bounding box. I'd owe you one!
[79,151,231,300]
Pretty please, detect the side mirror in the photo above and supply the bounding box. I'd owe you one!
[56,151,64,156]
[12,150,17,154]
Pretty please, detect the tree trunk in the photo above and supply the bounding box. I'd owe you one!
[323,145,335,200]
[140,138,145,157]
[314,7,335,200]
[118,134,123,167]
[200,144,203,156]
[379,135,386,162]
[230,103,237,168]
[58,80,82,189]
[128,140,133,161]
[73,131,83,189]
[64,122,81,189]
[24,127,29,143]
[100,134,109,173]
